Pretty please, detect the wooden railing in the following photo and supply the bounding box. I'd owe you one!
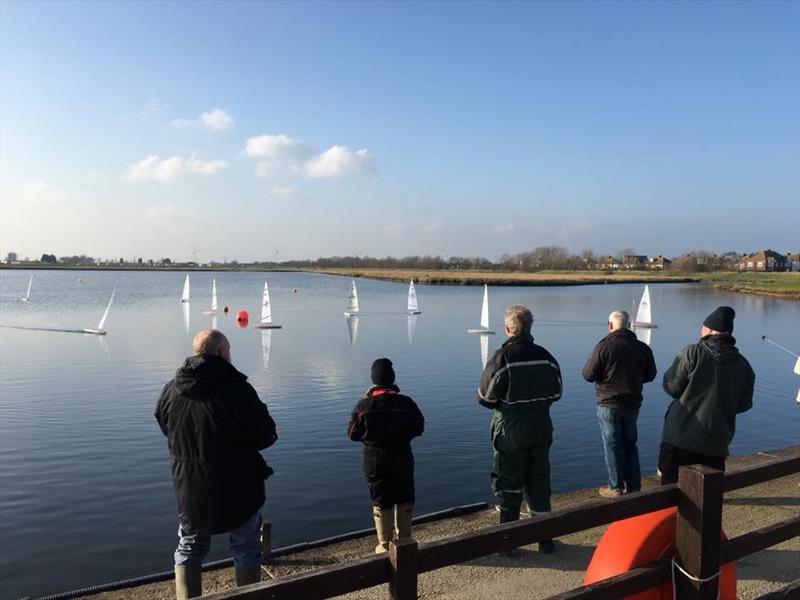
[203,448,800,600]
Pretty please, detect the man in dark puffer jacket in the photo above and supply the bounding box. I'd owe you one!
[582,309,656,497]
[155,330,277,599]
[658,306,754,484]
[348,358,425,553]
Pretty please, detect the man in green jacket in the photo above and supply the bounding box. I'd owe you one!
[658,306,755,484]
[478,305,562,554]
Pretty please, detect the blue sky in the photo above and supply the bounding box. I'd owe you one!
[1,0,798,262]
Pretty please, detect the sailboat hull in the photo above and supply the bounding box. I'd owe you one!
[253,324,282,329]
[467,328,495,334]
[82,329,107,336]
[180,299,190,303]
[344,311,358,317]
[202,310,217,315]
[632,323,658,329]
[408,310,421,315]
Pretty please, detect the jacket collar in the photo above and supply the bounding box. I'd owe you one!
[366,384,400,397]
[503,332,534,347]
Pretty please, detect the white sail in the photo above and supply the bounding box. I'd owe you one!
[261,330,272,370]
[261,282,272,324]
[181,275,190,302]
[96,287,115,331]
[480,334,489,369]
[480,285,490,329]
[634,285,653,327]
[211,279,218,312]
[22,276,32,302]
[468,284,495,334]
[407,280,420,313]
[344,279,359,315]
[346,315,359,347]
[407,314,418,346]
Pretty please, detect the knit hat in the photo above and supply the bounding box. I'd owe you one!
[703,306,735,333]
[371,358,396,386]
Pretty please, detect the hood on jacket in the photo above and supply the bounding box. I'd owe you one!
[700,334,740,365]
[173,354,245,399]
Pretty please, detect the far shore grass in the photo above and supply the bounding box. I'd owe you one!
[308,268,800,299]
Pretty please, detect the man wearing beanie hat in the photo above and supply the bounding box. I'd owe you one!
[658,306,755,484]
[348,358,425,553]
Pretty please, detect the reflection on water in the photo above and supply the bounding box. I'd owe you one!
[407,315,417,347]
[632,325,652,346]
[261,330,272,370]
[345,315,359,347]
[0,270,798,598]
[182,302,190,334]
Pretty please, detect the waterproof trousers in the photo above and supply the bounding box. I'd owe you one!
[363,444,415,508]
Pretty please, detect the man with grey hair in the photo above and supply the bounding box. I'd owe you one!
[581,310,656,498]
[156,329,277,598]
[478,304,562,554]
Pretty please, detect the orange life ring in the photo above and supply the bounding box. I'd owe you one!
[583,507,736,599]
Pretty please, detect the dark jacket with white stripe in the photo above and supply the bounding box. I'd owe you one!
[477,334,562,444]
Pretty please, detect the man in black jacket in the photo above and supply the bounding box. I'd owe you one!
[581,310,656,497]
[477,305,562,554]
[348,358,425,553]
[155,330,277,599]
[658,306,754,484]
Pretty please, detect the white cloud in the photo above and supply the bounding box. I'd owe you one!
[172,108,233,131]
[124,154,228,183]
[304,146,375,178]
[423,222,443,232]
[144,205,174,218]
[242,134,376,179]
[243,134,313,160]
[21,181,69,204]
[492,224,517,235]
[270,186,295,201]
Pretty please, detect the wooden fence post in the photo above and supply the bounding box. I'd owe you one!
[261,520,272,561]
[675,464,724,599]
[388,539,418,600]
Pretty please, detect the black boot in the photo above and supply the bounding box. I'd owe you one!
[498,504,521,556]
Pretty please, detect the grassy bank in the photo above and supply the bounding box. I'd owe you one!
[308,268,800,299]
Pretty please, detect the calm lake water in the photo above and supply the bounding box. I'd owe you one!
[1,270,798,598]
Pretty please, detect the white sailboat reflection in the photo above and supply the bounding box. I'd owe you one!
[346,315,359,347]
[261,330,272,370]
[480,334,489,369]
[182,302,190,334]
[211,314,218,331]
[407,315,418,347]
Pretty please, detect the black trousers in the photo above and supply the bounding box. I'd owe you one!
[363,445,415,508]
[658,442,725,485]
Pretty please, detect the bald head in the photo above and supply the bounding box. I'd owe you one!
[192,329,231,362]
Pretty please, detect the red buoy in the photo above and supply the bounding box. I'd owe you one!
[236,310,248,321]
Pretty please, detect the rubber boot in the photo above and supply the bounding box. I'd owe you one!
[174,564,202,600]
[373,505,394,554]
[394,503,414,544]
[498,503,521,557]
[234,564,261,586]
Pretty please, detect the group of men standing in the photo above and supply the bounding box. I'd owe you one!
[480,303,754,550]
[155,302,754,598]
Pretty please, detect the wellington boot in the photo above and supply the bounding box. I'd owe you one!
[394,503,414,543]
[498,504,521,557]
[234,564,262,586]
[174,564,202,600]
[373,506,394,554]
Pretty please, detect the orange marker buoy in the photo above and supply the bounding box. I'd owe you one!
[236,310,248,321]
[583,507,736,599]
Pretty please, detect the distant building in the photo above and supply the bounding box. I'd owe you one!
[622,255,648,269]
[647,255,671,270]
[598,256,621,269]
[736,249,787,271]
[784,252,800,272]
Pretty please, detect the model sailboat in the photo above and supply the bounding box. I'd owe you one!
[407,280,421,314]
[253,282,282,329]
[344,279,359,316]
[180,275,190,303]
[83,288,116,335]
[21,276,32,302]
[468,285,495,334]
[203,279,218,315]
[632,285,657,328]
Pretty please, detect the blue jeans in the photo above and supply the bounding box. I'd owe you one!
[597,406,641,492]
[174,511,262,568]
